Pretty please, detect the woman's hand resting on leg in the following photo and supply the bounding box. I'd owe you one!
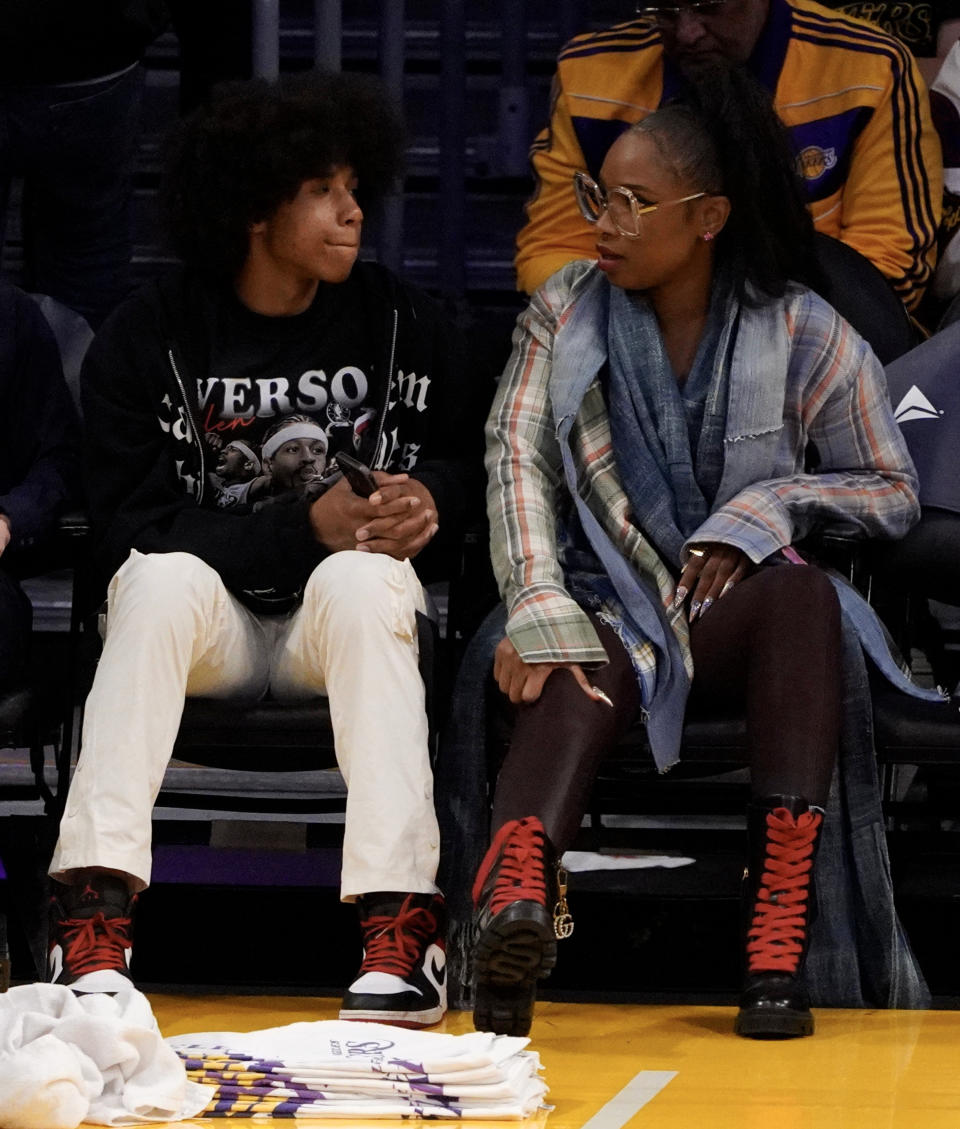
[673,542,754,622]
[494,635,609,706]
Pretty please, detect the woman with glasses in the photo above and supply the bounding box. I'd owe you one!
[468,66,935,1040]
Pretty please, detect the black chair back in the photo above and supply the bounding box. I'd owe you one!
[812,233,919,365]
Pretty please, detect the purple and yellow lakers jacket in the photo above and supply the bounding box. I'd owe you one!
[516,0,943,312]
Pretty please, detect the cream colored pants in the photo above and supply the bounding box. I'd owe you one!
[50,549,440,899]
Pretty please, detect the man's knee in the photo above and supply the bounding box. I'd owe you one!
[302,551,421,629]
[109,551,224,620]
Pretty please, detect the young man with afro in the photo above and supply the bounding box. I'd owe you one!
[46,72,484,1028]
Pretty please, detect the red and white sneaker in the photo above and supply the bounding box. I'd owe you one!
[48,873,136,994]
[340,892,446,1028]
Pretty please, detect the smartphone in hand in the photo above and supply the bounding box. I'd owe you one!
[335,452,378,498]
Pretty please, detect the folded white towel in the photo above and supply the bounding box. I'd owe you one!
[168,1020,549,1119]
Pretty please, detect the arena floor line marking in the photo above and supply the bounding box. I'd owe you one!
[579,1069,678,1129]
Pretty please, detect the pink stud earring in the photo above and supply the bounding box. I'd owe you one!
[703,231,714,242]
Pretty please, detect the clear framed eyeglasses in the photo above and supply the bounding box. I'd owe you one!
[573,171,706,239]
[636,0,730,23]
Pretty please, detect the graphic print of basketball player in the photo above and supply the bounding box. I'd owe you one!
[209,438,268,509]
[253,414,331,510]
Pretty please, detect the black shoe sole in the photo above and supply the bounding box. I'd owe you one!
[473,978,539,1036]
[734,1006,815,1039]
[473,900,555,1037]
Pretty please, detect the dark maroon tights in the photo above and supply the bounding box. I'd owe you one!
[491,564,842,853]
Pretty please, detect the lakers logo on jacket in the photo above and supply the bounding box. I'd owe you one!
[796,145,838,183]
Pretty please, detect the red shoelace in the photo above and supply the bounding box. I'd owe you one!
[358,897,438,978]
[473,816,547,915]
[59,912,133,976]
[746,807,823,974]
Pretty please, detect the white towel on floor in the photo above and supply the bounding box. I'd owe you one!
[168,1019,549,1119]
[562,850,695,872]
[0,983,212,1128]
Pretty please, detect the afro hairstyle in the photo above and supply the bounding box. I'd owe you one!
[162,70,404,280]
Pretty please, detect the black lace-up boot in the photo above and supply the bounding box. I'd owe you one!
[471,816,572,1036]
[735,795,824,1039]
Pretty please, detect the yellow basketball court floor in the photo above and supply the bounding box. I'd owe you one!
[150,993,960,1127]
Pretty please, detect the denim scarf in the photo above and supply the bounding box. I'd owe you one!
[606,277,737,568]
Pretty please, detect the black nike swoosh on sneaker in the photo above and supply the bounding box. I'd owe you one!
[430,954,446,985]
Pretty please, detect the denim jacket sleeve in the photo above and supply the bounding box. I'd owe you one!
[687,307,920,562]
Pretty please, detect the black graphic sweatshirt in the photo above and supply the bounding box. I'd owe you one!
[80,261,485,609]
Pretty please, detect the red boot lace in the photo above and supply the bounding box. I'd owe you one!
[59,912,133,976]
[472,816,547,915]
[358,897,439,978]
[746,807,823,974]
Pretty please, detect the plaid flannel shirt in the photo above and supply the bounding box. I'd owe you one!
[486,260,919,676]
